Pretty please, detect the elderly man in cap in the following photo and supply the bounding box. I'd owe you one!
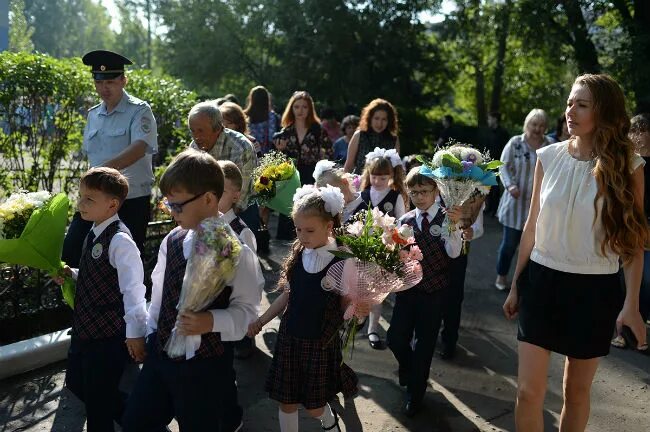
[62,50,158,267]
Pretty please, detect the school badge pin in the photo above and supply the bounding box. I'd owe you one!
[321,275,334,291]
[429,224,442,236]
[91,243,103,259]
[383,202,393,212]
[100,65,106,71]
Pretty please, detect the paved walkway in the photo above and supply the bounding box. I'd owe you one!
[1,216,649,431]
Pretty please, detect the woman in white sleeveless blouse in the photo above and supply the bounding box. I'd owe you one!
[503,74,648,432]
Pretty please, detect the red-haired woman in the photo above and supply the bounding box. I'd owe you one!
[503,74,648,431]
[343,98,400,174]
[274,91,333,184]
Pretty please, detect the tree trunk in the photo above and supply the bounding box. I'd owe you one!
[475,63,487,126]
[561,0,601,73]
[631,0,650,112]
[490,0,511,114]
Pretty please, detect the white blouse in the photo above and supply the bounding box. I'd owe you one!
[531,141,645,274]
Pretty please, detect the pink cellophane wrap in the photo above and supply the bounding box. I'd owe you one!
[322,258,423,320]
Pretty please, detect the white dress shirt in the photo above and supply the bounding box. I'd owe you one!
[223,209,257,253]
[70,214,148,338]
[370,187,407,218]
[343,193,364,223]
[146,225,264,351]
[407,203,463,259]
[302,237,338,273]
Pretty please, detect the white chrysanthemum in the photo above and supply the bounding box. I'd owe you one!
[432,150,453,168]
[460,147,483,164]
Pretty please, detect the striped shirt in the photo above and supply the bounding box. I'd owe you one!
[496,134,550,230]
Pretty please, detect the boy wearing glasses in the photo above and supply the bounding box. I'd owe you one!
[58,167,147,432]
[122,149,264,432]
[387,166,463,417]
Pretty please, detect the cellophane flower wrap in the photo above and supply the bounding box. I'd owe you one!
[164,216,242,359]
[0,191,75,308]
[251,151,301,216]
[417,141,502,231]
[322,207,423,356]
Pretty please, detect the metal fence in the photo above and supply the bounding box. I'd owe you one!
[0,219,175,346]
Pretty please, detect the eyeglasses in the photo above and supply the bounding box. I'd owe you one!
[408,189,435,198]
[162,193,204,214]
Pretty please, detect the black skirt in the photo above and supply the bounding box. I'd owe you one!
[517,260,623,359]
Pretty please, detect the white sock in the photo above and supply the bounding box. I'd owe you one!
[317,404,337,430]
[279,408,298,432]
[368,304,383,341]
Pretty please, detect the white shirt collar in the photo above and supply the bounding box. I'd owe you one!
[92,213,121,238]
[222,208,237,224]
[303,237,337,258]
[370,187,390,206]
[415,202,440,220]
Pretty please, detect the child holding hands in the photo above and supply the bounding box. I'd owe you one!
[248,185,357,432]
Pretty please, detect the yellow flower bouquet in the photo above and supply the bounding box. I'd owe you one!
[251,151,301,216]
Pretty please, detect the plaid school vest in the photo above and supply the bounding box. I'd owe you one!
[229,216,247,236]
[71,220,126,340]
[400,209,451,293]
[156,227,232,359]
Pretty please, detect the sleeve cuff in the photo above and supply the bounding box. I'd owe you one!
[210,310,234,336]
[126,322,147,338]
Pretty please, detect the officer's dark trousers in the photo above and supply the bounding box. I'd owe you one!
[440,253,469,352]
[387,288,444,404]
[122,334,237,432]
[62,195,151,267]
[66,336,129,432]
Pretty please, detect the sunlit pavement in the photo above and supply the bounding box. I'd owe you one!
[1,215,649,431]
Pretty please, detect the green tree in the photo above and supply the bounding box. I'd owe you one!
[8,0,34,52]
[24,0,115,58]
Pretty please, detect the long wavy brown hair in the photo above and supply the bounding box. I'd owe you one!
[280,91,320,129]
[574,74,648,263]
[359,98,399,136]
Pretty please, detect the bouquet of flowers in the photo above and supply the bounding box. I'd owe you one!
[322,207,423,355]
[251,151,301,216]
[0,191,75,307]
[417,141,502,230]
[164,216,242,359]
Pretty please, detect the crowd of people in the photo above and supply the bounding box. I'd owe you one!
[56,49,649,432]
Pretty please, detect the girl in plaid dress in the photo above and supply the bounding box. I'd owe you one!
[359,147,409,350]
[248,185,358,432]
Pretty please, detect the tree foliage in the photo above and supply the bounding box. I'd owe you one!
[0,52,195,196]
[8,0,34,53]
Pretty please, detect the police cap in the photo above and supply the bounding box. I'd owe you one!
[82,50,133,80]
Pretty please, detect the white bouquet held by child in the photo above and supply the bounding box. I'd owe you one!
[164,216,242,359]
[418,141,502,230]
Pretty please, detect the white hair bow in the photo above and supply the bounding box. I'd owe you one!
[319,185,345,216]
[293,185,317,203]
[365,147,402,167]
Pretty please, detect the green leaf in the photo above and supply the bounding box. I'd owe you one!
[329,250,357,260]
[479,160,504,170]
[441,153,463,171]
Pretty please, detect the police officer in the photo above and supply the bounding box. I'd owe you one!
[62,50,158,267]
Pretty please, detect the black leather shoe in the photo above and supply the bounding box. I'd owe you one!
[368,332,386,350]
[402,400,421,417]
[439,347,456,361]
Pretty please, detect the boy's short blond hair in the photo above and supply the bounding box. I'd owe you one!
[159,149,224,198]
[81,167,129,203]
[217,160,243,191]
